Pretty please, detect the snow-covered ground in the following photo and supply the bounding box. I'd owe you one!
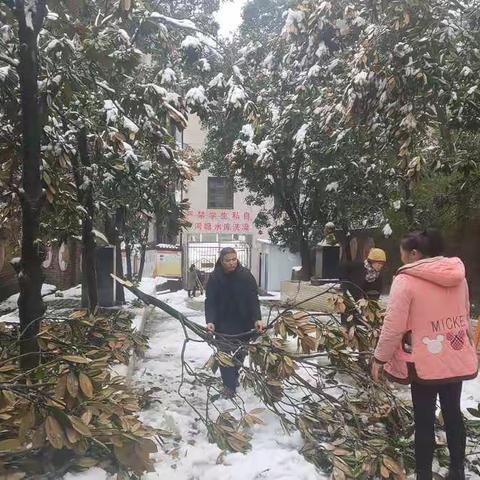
[134,289,480,480]
[134,291,323,480]
[0,283,57,315]
[1,279,478,479]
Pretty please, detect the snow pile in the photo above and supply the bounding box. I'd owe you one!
[0,284,57,318]
[198,58,211,72]
[186,86,208,108]
[263,53,275,70]
[241,124,255,141]
[294,123,309,146]
[325,181,339,192]
[232,66,244,83]
[118,28,130,44]
[315,41,328,58]
[308,65,321,78]
[227,85,246,108]
[64,467,108,480]
[282,9,305,38]
[383,223,393,238]
[0,66,12,83]
[181,35,201,50]
[148,84,168,97]
[245,142,258,156]
[104,100,118,124]
[149,13,197,31]
[257,140,272,165]
[123,116,139,134]
[161,67,176,84]
[165,92,181,106]
[208,73,225,89]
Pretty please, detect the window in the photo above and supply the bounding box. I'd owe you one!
[207,177,234,209]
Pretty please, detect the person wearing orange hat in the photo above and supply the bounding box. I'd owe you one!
[341,247,387,300]
[340,247,387,325]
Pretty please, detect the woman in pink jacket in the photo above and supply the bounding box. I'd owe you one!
[371,230,478,480]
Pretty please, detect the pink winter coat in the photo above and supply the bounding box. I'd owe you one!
[374,257,478,384]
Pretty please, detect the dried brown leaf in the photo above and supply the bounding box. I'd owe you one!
[67,372,79,398]
[45,416,66,449]
[69,415,92,437]
[0,438,22,451]
[63,355,91,364]
[79,372,94,399]
[81,410,93,426]
[55,374,67,400]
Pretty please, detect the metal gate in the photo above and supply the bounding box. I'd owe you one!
[183,241,251,287]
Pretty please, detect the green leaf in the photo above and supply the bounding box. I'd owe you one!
[467,408,480,418]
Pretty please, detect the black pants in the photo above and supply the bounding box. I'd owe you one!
[411,381,465,473]
[219,350,246,391]
[217,336,252,391]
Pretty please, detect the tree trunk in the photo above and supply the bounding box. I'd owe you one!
[114,241,125,303]
[71,128,98,312]
[403,180,415,228]
[104,209,125,304]
[299,236,312,281]
[13,0,48,372]
[137,244,147,282]
[137,222,150,282]
[125,239,133,281]
[115,208,126,303]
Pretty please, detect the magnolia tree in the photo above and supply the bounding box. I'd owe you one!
[0,0,219,363]
[193,0,394,277]
[197,0,480,276]
[313,0,480,228]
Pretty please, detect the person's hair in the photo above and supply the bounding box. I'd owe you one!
[215,247,238,267]
[400,229,444,258]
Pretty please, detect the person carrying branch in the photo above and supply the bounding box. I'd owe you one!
[340,247,387,326]
[371,229,478,480]
[341,247,387,302]
[205,247,264,398]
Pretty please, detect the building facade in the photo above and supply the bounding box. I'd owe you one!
[181,115,268,283]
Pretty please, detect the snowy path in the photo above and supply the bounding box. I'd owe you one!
[64,286,480,480]
[134,291,324,480]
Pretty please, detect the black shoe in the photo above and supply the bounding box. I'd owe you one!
[446,468,465,480]
[221,387,235,399]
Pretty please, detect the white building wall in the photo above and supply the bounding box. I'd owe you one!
[258,241,301,292]
[182,115,268,281]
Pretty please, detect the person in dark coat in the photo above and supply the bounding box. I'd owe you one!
[341,248,387,302]
[205,247,264,398]
[186,264,202,298]
[340,248,387,325]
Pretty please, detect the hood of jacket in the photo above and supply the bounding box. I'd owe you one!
[397,256,465,288]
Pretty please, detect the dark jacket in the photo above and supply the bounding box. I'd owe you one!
[205,265,261,335]
[340,260,383,301]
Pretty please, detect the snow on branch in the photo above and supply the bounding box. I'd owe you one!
[0,54,18,68]
[149,12,198,32]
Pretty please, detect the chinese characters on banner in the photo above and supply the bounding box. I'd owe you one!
[186,210,253,233]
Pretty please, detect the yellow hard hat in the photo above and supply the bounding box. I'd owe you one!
[368,248,387,263]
